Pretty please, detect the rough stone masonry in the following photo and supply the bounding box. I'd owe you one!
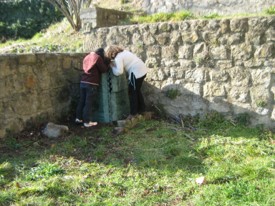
[132,0,274,15]
[0,53,85,138]
[84,16,275,127]
[0,16,275,138]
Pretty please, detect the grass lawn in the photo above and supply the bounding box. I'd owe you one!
[0,114,274,205]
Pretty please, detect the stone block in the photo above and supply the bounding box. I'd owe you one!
[248,17,269,33]
[229,66,250,87]
[231,44,253,60]
[145,57,160,68]
[230,18,248,32]
[156,33,170,45]
[209,97,231,113]
[146,45,161,57]
[42,122,69,138]
[18,54,36,64]
[185,68,205,83]
[255,43,274,59]
[178,45,193,59]
[228,87,250,103]
[161,45,177,59]
[181,31,199,44]
[210,70,230,82]
[62,57,73,69]
[142,32,156,45]
[266,20,275,42]
[80,7,132,29]
[0,57,12,78]
[203,82,227,98]
[210,45,228,60]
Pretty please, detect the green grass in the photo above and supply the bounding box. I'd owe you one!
[0,115,274,205]
[131,10,193,23]
[131,6,275,24]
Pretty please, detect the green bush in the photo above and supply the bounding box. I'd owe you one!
[0,0,63,40]
[265,6,275,15]
[166,88,181,99]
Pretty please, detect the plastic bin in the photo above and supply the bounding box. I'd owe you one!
[92,70,130,122]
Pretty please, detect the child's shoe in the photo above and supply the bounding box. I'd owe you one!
[75,118,83,124]
[84,122,98,127]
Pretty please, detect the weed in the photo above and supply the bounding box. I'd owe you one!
[165,88,181,99]
[3,135,21,150]
[0,162,15,187]
[265,6,275,15]
[171,10,194,21]
[234,113,251,126]
[203,13,221,19]
[256,100,267,107]
[0,191,15,206]
[152,103,167,118]
[194,56,204,65]
[25,162,64,181]
[197,111,226,129]
[137,41,143,49]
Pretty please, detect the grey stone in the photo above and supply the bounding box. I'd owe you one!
[42,122,69,138]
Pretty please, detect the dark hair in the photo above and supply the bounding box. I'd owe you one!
[95,48,105,59]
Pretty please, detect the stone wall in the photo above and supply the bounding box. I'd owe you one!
[133,0,274,15]
[0,53,85,138]
[84,16,275,127]
[1,16,275,137]
[80,7,132,31]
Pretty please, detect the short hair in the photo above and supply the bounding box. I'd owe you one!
[105,45,124,59]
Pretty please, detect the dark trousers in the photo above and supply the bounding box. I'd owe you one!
[128,74,146,115]
[76,83,98,123]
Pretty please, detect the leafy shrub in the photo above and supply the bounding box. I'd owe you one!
[0,0,63,40]
[166,88,181,99]
[265,6,275,15]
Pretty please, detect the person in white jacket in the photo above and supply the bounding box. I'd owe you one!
[106,45,148,120]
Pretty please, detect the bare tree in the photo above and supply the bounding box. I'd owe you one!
[45,0,92,31]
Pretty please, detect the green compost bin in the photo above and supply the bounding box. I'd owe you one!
[92,71,130,122]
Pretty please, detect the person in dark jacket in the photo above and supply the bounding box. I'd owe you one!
[75,48,110,127]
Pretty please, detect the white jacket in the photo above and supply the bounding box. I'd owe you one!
[111,50,148,80]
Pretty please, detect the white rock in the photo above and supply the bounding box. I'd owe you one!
[42,122,69,138]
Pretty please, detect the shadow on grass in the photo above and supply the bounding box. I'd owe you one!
[0,117,205,175]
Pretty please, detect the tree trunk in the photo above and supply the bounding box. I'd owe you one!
[44,0,85,32]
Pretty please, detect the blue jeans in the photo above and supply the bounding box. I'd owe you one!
[76,83,98,123]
